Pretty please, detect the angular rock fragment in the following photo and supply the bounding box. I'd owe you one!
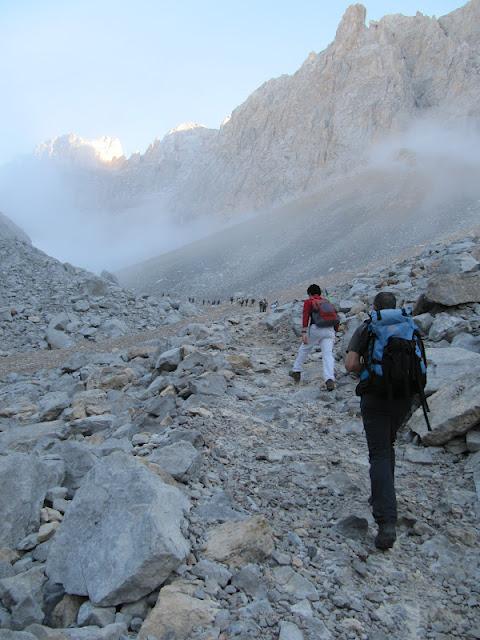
[138,579,219,640]
[408,375,480,445]
[0,453,63,547]
[147,440,201,482]
[46,452,190,606]
[204,516,274,567]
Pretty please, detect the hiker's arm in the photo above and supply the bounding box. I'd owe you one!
[345,350,361,373]
[301,299,310,343]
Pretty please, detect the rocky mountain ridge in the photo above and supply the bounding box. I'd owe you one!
[8,1,480,225]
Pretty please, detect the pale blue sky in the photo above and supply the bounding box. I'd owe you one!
[0,0,466,165]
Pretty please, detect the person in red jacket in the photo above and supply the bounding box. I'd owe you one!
[290,284,337,391]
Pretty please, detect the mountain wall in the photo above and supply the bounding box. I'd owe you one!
[46,1,480,219]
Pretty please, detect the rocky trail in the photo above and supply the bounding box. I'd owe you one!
[0,234,480,640]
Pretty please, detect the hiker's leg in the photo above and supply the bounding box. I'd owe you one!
[319,331,335,381]
[389,397,413,480]
[293,326,319,372]
[293,341,313,372]
[361,395,397,524]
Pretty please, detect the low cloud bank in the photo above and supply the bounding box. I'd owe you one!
[0,157,226,272]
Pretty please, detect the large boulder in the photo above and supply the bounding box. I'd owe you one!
[46,452,190,606]
[425,347,480,394]
[408,375,480,445]
[436,253,478,274]
[425,272,480,307]
[0,453,63,548]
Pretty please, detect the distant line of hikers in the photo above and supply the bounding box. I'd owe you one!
[290,283,429,551]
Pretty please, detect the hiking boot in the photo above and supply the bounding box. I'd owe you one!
[375,523,396,550]
[289,371,301,383]
[325,379,335,391]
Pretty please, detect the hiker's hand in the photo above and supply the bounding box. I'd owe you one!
[302,334,308,345]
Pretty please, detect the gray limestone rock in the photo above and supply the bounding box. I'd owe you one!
[46,328,74,350]
[101,319,128,338]
[46,452,190,606]
[0,453,63,548]
[26,622,127,640]
[451,332,480,354]
[38,392,70,422]
[403,446,434,464]
[428,313,469,342]
[191,559,232,588]
[425,347,480,395]
[279,621,305,640]
[188,373,227,396]
[0,567,46,630]
[272,566,318,600]
[466,428,480,453]
[50,441,99,490]
[194,490,246,524]
[426,271,480,307]
[77,602,116,627]
[413,312,434,334]
[144,394,177,420]
[408,375,480,445]
[147,440,202,482]
[155,347,182,372]
[436,253,478,274]
[335,515,368,541]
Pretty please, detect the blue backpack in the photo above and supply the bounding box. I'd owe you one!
[357,309,430,428]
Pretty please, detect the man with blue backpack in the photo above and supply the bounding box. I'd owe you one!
[345,292,429,550]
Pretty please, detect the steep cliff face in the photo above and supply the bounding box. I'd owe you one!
[107,1,480,218]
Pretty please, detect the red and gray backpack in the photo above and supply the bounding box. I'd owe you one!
[310,297,339,330]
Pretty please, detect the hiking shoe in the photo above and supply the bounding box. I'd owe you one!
[325,379,335,391]
[289,371,301,383]
[375,523,396,550]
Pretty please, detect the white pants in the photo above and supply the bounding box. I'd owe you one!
[293,325,335,381]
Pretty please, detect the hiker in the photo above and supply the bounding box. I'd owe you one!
[345,291,429,550]
[290,284,338,391]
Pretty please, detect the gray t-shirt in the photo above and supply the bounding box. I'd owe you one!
[346,322,369,356]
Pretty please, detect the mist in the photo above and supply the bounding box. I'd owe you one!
[0,156,229,273]
[367,116,480,208]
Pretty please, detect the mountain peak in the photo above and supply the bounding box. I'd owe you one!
[36,133,124,166]
[167,122,208,136]
[335,4,367,48]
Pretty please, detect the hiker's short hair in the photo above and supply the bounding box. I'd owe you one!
[307,284,321,296]
[373,291,396,310]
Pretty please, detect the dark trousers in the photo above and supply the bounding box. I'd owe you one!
[360,394,412,525]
